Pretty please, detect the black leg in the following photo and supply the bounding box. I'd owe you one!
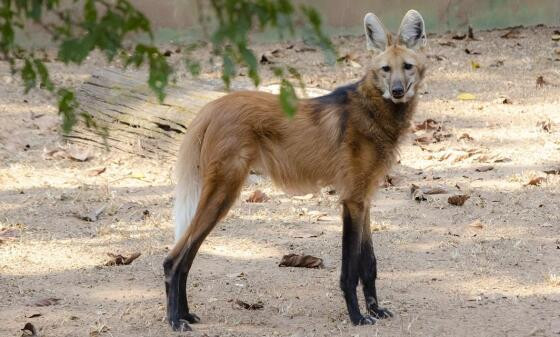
[179,272,200,323]
[164,257,191,331]
[340,201,376,325]
[359,207,393,320]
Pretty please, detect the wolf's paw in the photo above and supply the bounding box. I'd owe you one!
[368,306,393,319]
[182,312,201,324]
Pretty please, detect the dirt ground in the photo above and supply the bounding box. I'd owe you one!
[1,26,560,337]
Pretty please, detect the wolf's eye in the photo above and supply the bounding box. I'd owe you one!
[381,66,391,72]
[404,63,413,70]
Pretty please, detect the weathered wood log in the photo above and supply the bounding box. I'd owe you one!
[67,67,329,161]
[66,67,231,160]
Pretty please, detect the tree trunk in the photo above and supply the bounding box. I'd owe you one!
[66,68,231,161]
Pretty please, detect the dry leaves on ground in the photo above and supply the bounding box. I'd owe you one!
[87,167,106,176]
[448,195,470,206]
[105,252,141,266]
[246,190,268,203]
[525,177,546,186]
[458,133,474,141]
[414,118,440,131]
[279,254,324,268]
[234,299,264,310]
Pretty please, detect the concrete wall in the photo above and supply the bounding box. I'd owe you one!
[131,0,560,33]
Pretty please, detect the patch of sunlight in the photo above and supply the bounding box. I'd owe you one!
[200,237,281,260]
[456,276,560,298]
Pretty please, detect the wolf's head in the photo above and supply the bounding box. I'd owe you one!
[364,10,428,104]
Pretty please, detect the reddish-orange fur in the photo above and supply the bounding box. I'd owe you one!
[165,10,428,331]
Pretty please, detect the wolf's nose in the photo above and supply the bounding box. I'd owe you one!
[391,86,404,98]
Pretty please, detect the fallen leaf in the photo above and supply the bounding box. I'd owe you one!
[105,252,141,266]
[524,177,546,186]
[414,118,440,131]
[33,298,61,307]
[279,254,324,268]
[476,166,494,172]
[501,29,522,39]
[537,120,552,132]
[470,60,481,69]
[544,169,560,175]
[468,220,484,229]
[465,48,481,55]
[490,60,504,68]
[87,167,106,176]
[21,322,37,337]
[234,299,264,310]
[448,195,470,206]
[293,193,313,200]
[410,184,427,202]
[536,76,548,88]
[457,93,476,100]
[26,313,42,318]
[439,41,456,47]
[246,190,268,203]
[458,133,474,141]
[433,131,452,143]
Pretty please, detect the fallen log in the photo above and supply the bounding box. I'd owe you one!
[66,67,328,160]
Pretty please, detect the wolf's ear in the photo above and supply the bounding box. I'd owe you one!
[397,10,427,50]
[364,13,388,52]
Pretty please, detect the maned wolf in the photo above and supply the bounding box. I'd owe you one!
[164,9,428,331]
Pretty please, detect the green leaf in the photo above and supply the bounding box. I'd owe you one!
[57,88,78,133]
[279,79,297,117]
[21,59,36,93]
[33,59,54,91]
[221,51,235,89]
[239,46,259,86]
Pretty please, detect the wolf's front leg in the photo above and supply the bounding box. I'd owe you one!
[340,201,377,325]
[359,206,393,320]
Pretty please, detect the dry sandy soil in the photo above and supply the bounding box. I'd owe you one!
[1,26,560,337]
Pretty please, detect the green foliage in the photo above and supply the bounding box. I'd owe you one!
[1,0,335,135]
